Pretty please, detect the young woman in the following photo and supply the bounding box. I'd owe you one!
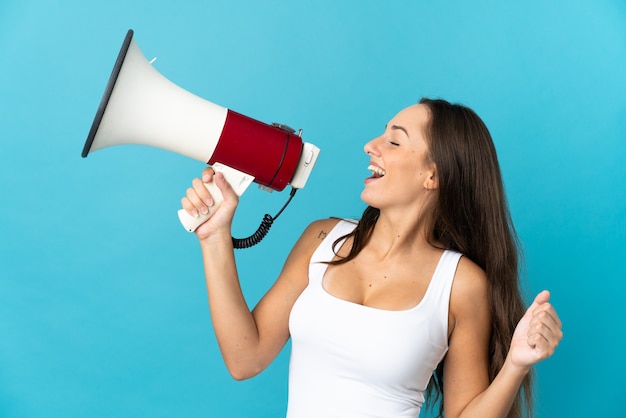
[181,98,563,418]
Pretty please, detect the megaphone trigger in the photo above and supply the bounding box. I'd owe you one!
[177,163,255,232]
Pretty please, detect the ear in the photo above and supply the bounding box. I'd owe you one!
[423,164,438,191]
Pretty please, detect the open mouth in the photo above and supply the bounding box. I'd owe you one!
[368,164,386,178]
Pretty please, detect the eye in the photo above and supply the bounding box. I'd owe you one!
[389,141,400,146]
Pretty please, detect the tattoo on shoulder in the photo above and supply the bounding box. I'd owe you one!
[317,230,327,239]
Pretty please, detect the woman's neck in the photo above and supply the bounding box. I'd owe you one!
[367,210,438,260]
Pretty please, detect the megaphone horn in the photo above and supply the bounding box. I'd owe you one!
[82,30,320,247]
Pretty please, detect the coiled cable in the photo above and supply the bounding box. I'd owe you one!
[232,187,298,249]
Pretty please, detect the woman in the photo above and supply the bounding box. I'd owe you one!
[181,98,563,418]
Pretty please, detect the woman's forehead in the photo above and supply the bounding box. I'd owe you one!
[389,104,430,133]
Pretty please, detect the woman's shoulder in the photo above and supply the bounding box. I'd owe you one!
[298,217,348,243]
[303,217,356,236]
[449,255,490,319]
[454,256,488,287]
[281,218,348,275]
[290,217,353,253]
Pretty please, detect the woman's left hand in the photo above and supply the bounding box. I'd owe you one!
[509,290,563,371]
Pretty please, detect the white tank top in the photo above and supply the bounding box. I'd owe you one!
[287,220,461,418]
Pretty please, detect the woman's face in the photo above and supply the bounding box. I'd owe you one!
[361,104,437,210]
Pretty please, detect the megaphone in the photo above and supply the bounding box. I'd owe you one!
[82,29,320,247]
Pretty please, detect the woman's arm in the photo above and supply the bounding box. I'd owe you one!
[181,168,336,380]
[198,218,326,380]
[443,259,563,418]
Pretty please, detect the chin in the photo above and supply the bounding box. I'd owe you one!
[360,189,379,208]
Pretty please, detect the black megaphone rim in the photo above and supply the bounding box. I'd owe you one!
[81,29,135,158]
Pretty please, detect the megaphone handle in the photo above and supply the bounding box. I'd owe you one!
[177,163,254,233]
[177,180,224,232]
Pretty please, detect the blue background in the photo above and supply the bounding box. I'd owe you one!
[1,1,625,417]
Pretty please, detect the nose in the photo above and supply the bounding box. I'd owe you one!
[364,136,381,156]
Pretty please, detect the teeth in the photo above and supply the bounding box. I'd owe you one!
[368,164,386,177]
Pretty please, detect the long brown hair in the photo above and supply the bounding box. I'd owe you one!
[328,98,532,417]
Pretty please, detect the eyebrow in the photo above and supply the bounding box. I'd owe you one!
[390,124,409,137]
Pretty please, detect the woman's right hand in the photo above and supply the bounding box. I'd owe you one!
[180,166,240,241]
